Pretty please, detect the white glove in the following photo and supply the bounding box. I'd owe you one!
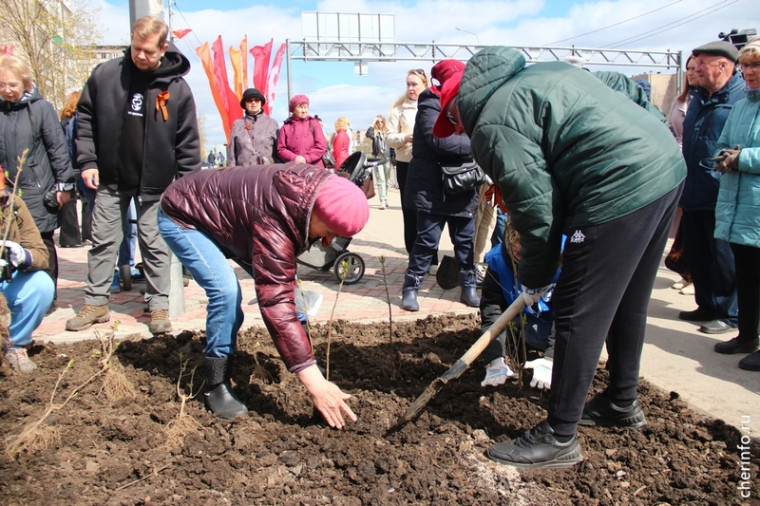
[481,357,517,387]
[2,241,30,269]
[521,285,552,307]
[524,357,553,390]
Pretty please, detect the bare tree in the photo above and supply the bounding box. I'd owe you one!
[0,0,101,109]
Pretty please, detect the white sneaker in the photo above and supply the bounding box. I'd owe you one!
[378,202,386,210]
[5,347,37,373]
[671,278,688,290]
[680,283,695,295]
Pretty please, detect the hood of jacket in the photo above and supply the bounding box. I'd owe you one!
[0,87,42,111]
[122,41,191,81]
[458,47,526,136]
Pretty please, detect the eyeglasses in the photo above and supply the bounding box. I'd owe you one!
[0,82,22,91]
[246,97,262,102]
[740,61,760,71]
[445,96,459,126]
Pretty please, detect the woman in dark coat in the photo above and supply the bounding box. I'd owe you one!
[400,60,479,312]
[0,55,75,311]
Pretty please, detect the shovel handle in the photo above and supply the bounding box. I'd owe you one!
[458,296,526,368]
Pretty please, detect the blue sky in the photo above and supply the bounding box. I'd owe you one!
[95,0,755,150]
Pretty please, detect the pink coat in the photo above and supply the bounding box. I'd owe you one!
[276,116,326,167]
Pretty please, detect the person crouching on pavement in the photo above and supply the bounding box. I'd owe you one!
[479,218,558,390]
[434,47,685,469]
[0,169,55,372]
[158,163,369,426]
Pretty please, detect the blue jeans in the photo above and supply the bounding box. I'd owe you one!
[157,209,243,358]
[1,270,55,347]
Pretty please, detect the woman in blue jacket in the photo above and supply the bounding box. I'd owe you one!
[711,37,760,370]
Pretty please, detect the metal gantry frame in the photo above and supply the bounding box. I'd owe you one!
[285,39,683,99]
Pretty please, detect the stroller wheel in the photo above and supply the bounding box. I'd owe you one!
[334,252,365,285]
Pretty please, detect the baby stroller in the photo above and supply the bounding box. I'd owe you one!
[296,151,376,284]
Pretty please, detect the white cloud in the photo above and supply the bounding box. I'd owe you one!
[91,0,754,148]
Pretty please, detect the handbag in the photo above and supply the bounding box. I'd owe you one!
[361,172,376,199]
[322,150,336,169]
[440,161,487,196]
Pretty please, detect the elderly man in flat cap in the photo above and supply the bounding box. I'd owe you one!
[678,40,746,339]
[227,88,280,166]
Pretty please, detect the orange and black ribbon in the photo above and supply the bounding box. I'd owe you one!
[156,90,170,121]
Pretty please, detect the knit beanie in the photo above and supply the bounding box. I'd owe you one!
[313,175,370,238]
[289,94,310,112]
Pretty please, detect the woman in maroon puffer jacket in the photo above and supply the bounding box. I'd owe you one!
[159,163,369,425]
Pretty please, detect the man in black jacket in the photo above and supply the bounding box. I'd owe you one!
[66,16,201,335]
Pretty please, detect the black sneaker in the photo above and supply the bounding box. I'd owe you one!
[486,421,583,469]
[579,394,647,428]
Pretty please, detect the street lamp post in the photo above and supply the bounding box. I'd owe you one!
[455,27,480,45]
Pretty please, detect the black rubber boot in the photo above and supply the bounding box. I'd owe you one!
[459,270,480,307]
[400,273,423,311]
[203,356,248,419]
[401,288,419,311]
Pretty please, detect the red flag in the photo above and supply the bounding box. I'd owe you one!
[250,40,273,94]
[211,36,242,139]
[195,42,229,135]
[172,28,192,40]
[264,43,287,117]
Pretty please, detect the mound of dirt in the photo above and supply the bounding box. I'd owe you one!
[0,314,755,505]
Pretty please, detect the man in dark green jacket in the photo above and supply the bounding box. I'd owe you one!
[434,47,686,469]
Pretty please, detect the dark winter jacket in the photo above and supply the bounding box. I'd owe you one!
[403,88,478,217]
[75,43,201,201]
[680,72,746,212]
[160,163,333,372]
[276,116,326,167]
[457,47,685,287]
[0,89,75,233]
[227,112,280,166]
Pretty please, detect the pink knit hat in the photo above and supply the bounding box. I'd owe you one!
[313,175,370,238]
[289,94,310,112]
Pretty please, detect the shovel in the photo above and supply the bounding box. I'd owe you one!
[398,297,525,425]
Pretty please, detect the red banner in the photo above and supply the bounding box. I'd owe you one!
[211,36,242,138]
[250,40,273,95]
[195,42,229,136]
[265,43,287,117]
[172,28,192,40]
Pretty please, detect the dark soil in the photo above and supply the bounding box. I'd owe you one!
[1,314,757,505]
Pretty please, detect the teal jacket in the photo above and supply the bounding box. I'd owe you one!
[458,47,685,286]
[714,90,760,248]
